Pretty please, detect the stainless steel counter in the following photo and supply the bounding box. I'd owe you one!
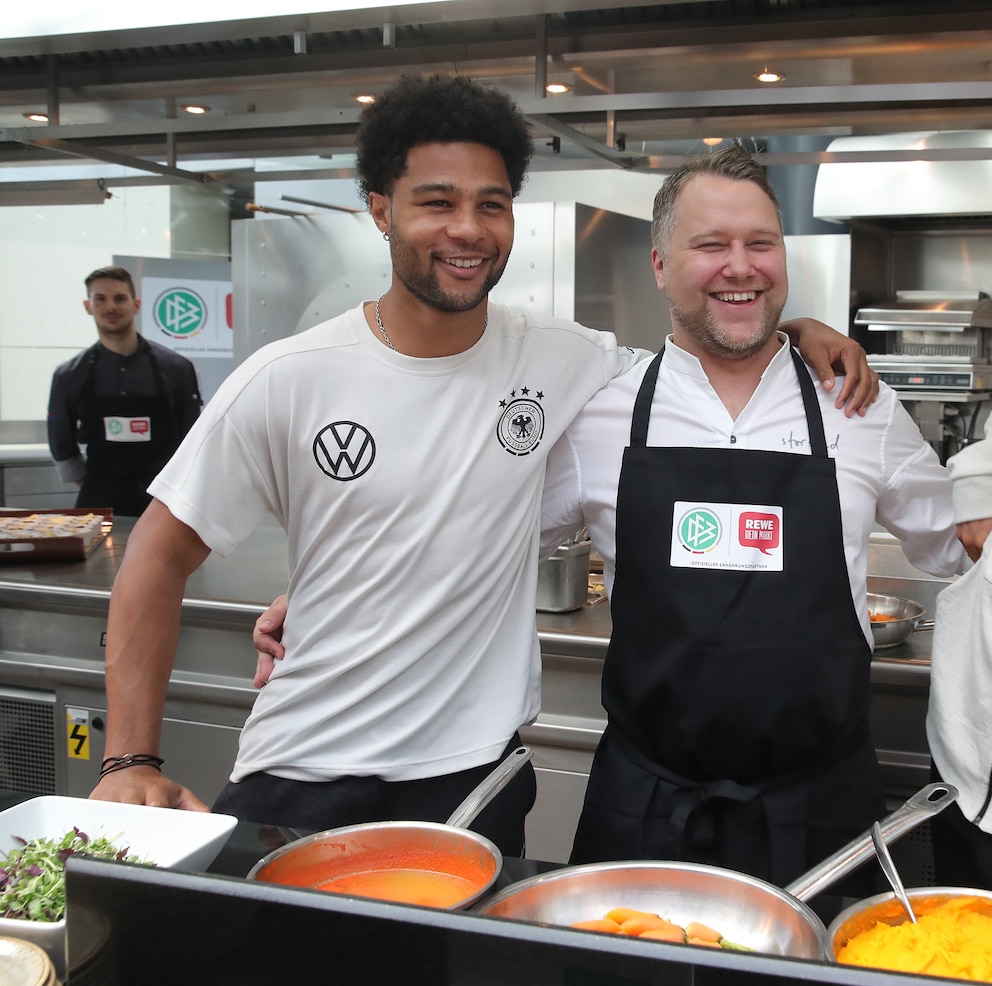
[0,520,953,865]
[0,443,76,508]
[0,443,51,464]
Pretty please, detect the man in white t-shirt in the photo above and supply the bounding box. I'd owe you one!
[90,76,875,854]
[540,142,968,890]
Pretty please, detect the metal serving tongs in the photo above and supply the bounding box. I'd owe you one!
[872,820,918,923]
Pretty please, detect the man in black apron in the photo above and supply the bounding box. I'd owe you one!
[545,143,966,892]
[47,266,202,516]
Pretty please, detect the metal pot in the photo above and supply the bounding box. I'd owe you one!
[868,592,934,649]
[246,745,533,910]
[828,887,992,968]
[477,782,958,961]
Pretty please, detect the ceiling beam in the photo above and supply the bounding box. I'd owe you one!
[13,137,211,183]
[526,114,645,168]
[516,81,992,118]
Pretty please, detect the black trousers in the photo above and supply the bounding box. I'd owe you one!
[930,762,992,891]
[213,734,537,858]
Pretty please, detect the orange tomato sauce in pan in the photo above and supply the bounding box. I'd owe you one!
[260,845,492,909]
[318,868,479,907]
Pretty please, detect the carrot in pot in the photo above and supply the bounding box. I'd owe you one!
[571,919,622,933]
[605,906,659,925]
[638,925,687,943]
[684,921,723,943]
[619,915,684,937]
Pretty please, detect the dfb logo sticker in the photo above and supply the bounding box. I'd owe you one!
[313,422,376,481]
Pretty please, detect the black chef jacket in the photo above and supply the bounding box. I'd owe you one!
[47,337,202,514]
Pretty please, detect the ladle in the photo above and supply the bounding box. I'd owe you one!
[871,819,917,923]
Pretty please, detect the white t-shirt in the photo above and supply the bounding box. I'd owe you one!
[150,302,643,782]
[541,333,968,647]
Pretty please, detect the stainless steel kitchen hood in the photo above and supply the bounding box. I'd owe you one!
[813,131,992,223]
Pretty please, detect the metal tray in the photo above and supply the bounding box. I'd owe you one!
[0,508,113,563]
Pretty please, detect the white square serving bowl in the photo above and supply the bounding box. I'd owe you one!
[0,796,237,976]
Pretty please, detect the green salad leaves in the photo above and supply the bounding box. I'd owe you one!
[1,826,147,922]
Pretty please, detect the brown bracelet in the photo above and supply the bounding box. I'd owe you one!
[99,754,165,778]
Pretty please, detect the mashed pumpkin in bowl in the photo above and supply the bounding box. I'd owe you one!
[835,895,992,982]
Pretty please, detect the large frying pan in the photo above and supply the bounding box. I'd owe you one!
[477,782,957,961]
[868,592,935,649]
[247,746,533,910]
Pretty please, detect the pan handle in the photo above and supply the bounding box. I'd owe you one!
[784,781,958,902]
[445,746,534,830]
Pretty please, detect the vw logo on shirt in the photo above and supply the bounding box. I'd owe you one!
[313,421,376,480]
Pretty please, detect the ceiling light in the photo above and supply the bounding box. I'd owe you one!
[545,83,571,95]
[754,68,785,84]
[182,104,210,115]
[702,137,724,147]
[23,112,49,122]
[355,93,376,104]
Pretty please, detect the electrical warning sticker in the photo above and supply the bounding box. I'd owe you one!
[66,707,90,760]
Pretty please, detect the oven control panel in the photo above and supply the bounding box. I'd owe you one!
[878,369,981,390]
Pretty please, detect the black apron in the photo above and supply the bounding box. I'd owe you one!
[570,346,883,887]
[76,339,178,516]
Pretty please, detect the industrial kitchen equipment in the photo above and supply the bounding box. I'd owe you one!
[853,291,992,461]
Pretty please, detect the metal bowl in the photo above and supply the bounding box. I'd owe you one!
[476,860,829,960]
[247,820,501,910]
[828,887,992,966]
[867,592,927,649]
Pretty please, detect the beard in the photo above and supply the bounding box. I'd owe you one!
[95,316,135,336]
[670,297,783,361]
[388,223,509,313]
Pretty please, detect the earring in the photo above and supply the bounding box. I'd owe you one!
[382,231,390,242]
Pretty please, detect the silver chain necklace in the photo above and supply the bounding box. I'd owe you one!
[374,296,395,350]
[374,296,489,352]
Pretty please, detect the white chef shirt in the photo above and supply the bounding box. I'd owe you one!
[541,332,969,647]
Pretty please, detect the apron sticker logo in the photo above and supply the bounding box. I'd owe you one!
[154,287,207,339]
[496,387,545,456]
[677,508,722,554]
[104,416,152,443]
[739,511,780,555]
[671,501,784,572]
[313,421,376,481]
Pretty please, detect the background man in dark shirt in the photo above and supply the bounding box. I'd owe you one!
[46,265,202,516]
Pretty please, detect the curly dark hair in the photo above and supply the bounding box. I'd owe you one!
[355,74,533,203]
